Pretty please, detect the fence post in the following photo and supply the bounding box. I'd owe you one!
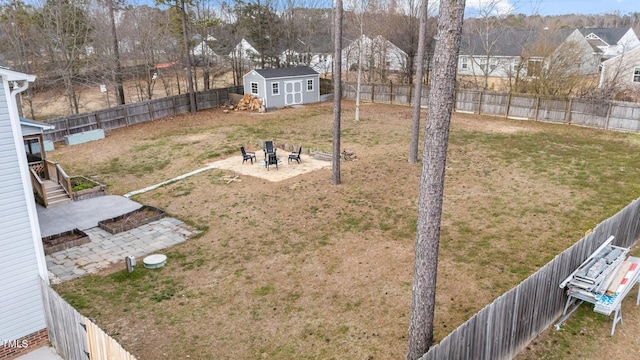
[453,89,457,112]
[389,80,393,104]
[477,91,483,115]
[565,98,572,125]
[371,83,375,103]
[408,82,413,106]
[534,96,540,121]
[506,92,512,118]
[605,102,612,130]
[95,111,102,131]
[148,100,154,121]
[125,104,131,126]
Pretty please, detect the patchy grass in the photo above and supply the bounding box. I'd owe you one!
[50,102,640,359]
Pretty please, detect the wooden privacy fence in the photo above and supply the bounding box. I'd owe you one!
[342,82,640,134]
[419,197,640,360]
[85,318,136,360]
[39,279,136,360]
[44,86,243,143]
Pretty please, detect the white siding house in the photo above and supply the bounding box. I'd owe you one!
[341,35,407,72]
[0,67,50,358]
[229,38,261,64]
[599,45,640,94]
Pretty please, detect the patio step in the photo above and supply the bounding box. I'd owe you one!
[44,180,71,206]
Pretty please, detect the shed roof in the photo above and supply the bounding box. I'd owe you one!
[253,67,318,79]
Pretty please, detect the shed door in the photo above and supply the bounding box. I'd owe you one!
[284,80,303,106]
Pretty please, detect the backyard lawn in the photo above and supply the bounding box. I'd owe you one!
[51,100,640,359]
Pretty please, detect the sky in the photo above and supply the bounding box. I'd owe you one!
[465,0,640,16]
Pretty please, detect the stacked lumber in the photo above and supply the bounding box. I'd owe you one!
[237,94,265,112]
[605,261,638,296]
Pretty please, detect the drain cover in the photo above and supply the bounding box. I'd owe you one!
[143,254,167,269]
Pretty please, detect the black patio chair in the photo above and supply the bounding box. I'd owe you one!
[266,152,278,170]
[288,146,302,164]
[241,146,256,164]
[263,140,276,159]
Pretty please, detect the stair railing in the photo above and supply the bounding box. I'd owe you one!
[45,159,72,197]
[30,167,48,207]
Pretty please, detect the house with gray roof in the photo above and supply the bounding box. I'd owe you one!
[243,67,320,109]
[458,27,640,87]
[553,27,640,76]
[578,27,640,62]
[457,28,564,88]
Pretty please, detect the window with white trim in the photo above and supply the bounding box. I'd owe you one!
[250,82,258,94]
[527,59,543,77]
[460,57,468,69]
[272,82,279,95]
[307,79,314,91]
[634,67,640,83]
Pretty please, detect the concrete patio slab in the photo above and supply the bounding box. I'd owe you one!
[14,346,63,360]
[37,195,142,237]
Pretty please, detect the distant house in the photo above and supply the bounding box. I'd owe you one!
[457,27,640,89]
[243,67,320,109]
[280,49,333,76]
[193,35,217,57]
[0,67,51,358]
[554,28,640,75]
[341,35,407,73]
[577,27,640,62]
[229,38,261,65]
[458,29,543,81]
[599,45,640,95]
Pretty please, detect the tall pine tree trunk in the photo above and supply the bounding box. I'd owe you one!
[107,0,125,105]
[332,0,343,185]
[409,0,428,164]
[407,0,465,358]
[180,0,197,113]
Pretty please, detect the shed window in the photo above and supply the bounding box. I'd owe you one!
[634,67,640,83]
[307,79,314,91]
[272,82,280,95]
[250,82,258,94]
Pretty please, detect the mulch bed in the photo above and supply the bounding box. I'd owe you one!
[42,229,90,255]
[98,205,166,234]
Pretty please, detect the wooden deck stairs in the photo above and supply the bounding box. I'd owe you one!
[44,179,71,206]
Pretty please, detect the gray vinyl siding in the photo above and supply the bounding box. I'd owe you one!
[0,75,47,340]
[243,69,320,109]
[244,72,265,101]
